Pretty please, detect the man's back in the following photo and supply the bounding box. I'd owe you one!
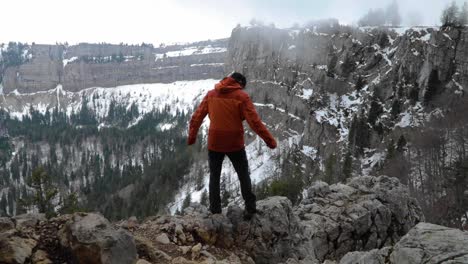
[189,77,276,152]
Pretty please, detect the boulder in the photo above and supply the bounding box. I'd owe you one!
[0,231,37,264]
[339,222,468,264]
[227,196,306,264]
[58,212,137,264]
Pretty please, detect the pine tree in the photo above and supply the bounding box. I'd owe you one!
[22,167,58,218]
[324,154,336,184]
[358,8,386,27]
[396,135,407,153]
[386,0,402,26]
[355,75,366,91]
[200,189,209,207]
[59,192,84,214]
[386,139,396,160]
[220,181,231,207]
[391,100,401,119]
[409,85,420,105]
[441,1,460,26]
[368,99,383,126]
[424,70,441,104]
[342,151,353,180]
[182,193,191,210]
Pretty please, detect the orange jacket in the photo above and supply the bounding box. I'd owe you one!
[188,77,277,152]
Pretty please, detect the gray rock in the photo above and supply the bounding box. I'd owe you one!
[13,213,46,230]
[339,247,392,264]
[390,223,468,264]
[59,212,137,264]
[227,196,310,264]
[339,222,468,264]
[296,176,424,261]
[306,181,330,198]
[156,233,171,244]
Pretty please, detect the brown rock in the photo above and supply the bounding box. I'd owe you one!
[32,250,53,264]
[0,217,15,233]
[0,233,37,264]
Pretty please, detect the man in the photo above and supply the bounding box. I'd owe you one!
[188,72,277,219]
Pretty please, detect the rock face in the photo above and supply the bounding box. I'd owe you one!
[1,40,227,93]
[296,176,424,261]
[228,197,303,263]
[340,222,468,264]
[58,213,138,264]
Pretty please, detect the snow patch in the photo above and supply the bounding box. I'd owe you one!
[302,146,317,159]
[361,150,385,176]
[155,46,227,61]
[63,57,78,67]
[300,89,313,100]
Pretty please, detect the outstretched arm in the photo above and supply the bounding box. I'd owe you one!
[188,94,209,145]
[242,95,277,149]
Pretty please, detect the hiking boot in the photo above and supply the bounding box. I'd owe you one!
[243,208,258,221]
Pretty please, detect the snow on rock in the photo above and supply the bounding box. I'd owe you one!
[395,103,424,128]
[361,150,386,176]
[190,63,224,67]
[154,46,227,61]
[301,146,317,159]
[300,89,313,100]
[314,91,364,142]
[62,57,78,67]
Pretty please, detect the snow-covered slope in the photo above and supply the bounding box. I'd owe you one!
[2,79,218,122]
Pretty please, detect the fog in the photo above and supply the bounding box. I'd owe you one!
[0,0,465,45]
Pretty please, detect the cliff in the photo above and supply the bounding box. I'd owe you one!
[1,40,228,93]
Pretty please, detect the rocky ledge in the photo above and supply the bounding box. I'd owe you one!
[0,176,465,264]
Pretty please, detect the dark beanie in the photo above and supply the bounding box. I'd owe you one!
[230,72,247,87]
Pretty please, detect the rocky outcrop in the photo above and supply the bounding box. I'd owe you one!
[129,176,423,264]
[340,222,468,264]
[0,176,453,264]
[58,213,138,264]
[296,176,424,261]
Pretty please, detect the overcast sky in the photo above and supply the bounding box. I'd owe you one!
[0,0,465,45]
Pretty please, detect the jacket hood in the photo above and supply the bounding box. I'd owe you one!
[215,77,243,93]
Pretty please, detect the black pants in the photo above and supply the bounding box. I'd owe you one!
[208,149,256,214]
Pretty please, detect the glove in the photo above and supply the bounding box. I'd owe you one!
[188,137,196,145]
[266,138,277,149]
